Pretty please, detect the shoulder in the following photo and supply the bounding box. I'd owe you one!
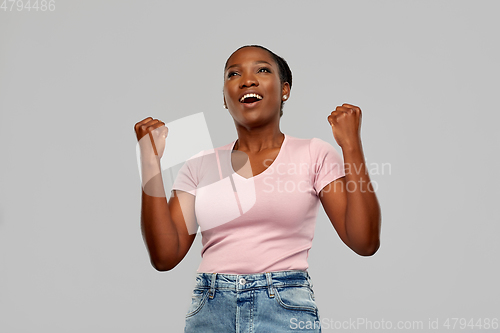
[282,135,339,169]
[309,137,338,151]
[308,137,343,164]
[186,139,235,160]
[283,134,338,160]
[309,137,334,148]
[283,134,312,150]
[286,135,331,147]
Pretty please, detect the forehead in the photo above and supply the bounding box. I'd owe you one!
[225,47,275,69]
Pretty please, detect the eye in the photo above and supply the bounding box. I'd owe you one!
[227,71,238,78]
[258,67,271,73]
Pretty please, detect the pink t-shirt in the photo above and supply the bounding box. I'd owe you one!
[171,133,345,274]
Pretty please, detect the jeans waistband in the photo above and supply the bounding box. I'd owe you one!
[193,269,312,293]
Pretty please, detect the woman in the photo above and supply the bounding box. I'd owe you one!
[134,45,381,332]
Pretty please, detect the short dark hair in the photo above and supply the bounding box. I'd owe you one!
[224,45,292,117]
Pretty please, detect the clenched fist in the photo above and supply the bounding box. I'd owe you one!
[327,103,362,149]
[134,117,169,197]
[134,117,169,159]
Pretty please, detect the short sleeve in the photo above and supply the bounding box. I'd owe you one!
[310,138,345,196]
[171,156,199,196]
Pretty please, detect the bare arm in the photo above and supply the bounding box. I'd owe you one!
[140,178,197,271]
[319,142,381,256]
[320,103,381,256]
[135,117,198,271]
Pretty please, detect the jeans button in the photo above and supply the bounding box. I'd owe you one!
[239,278,246,285]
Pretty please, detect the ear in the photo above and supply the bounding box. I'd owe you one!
[282,82,291,99]
[223,95,227,108]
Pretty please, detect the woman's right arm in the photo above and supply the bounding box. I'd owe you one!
[140,186,197,271]
[135,117,198,271]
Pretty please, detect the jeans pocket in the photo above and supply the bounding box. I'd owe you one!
[274,285,318,314]
[185,288,209,318]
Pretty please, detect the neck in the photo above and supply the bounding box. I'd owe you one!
[234,128,285,154]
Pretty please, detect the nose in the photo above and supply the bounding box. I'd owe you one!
[239,71,258,88]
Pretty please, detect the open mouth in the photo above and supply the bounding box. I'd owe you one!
[240,93,263,107]
[243,96,260,103]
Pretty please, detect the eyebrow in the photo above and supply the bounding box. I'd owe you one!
[226,60,273,71]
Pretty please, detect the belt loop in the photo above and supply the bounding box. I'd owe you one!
[307,271,313,288]
[265,272,274,298]
[209,273,217,299]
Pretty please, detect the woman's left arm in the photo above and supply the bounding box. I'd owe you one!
[319,103,381,256]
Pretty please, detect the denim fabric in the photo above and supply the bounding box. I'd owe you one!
[184,270,322,332]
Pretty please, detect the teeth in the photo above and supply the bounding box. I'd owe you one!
[240,93,263,103]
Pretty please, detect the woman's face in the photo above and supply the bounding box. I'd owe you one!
[223,47,289,126]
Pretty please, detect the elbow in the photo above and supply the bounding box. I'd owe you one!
[350,219,381,257]
[362,242,380,257]
[353,239,380,257]
[151,258,177,272]
[153,263,172,272]
[149,247,182,271]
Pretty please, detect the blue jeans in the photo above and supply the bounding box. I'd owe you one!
[184,269,322,332]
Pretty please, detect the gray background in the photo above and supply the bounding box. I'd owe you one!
[1,1,499,332]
